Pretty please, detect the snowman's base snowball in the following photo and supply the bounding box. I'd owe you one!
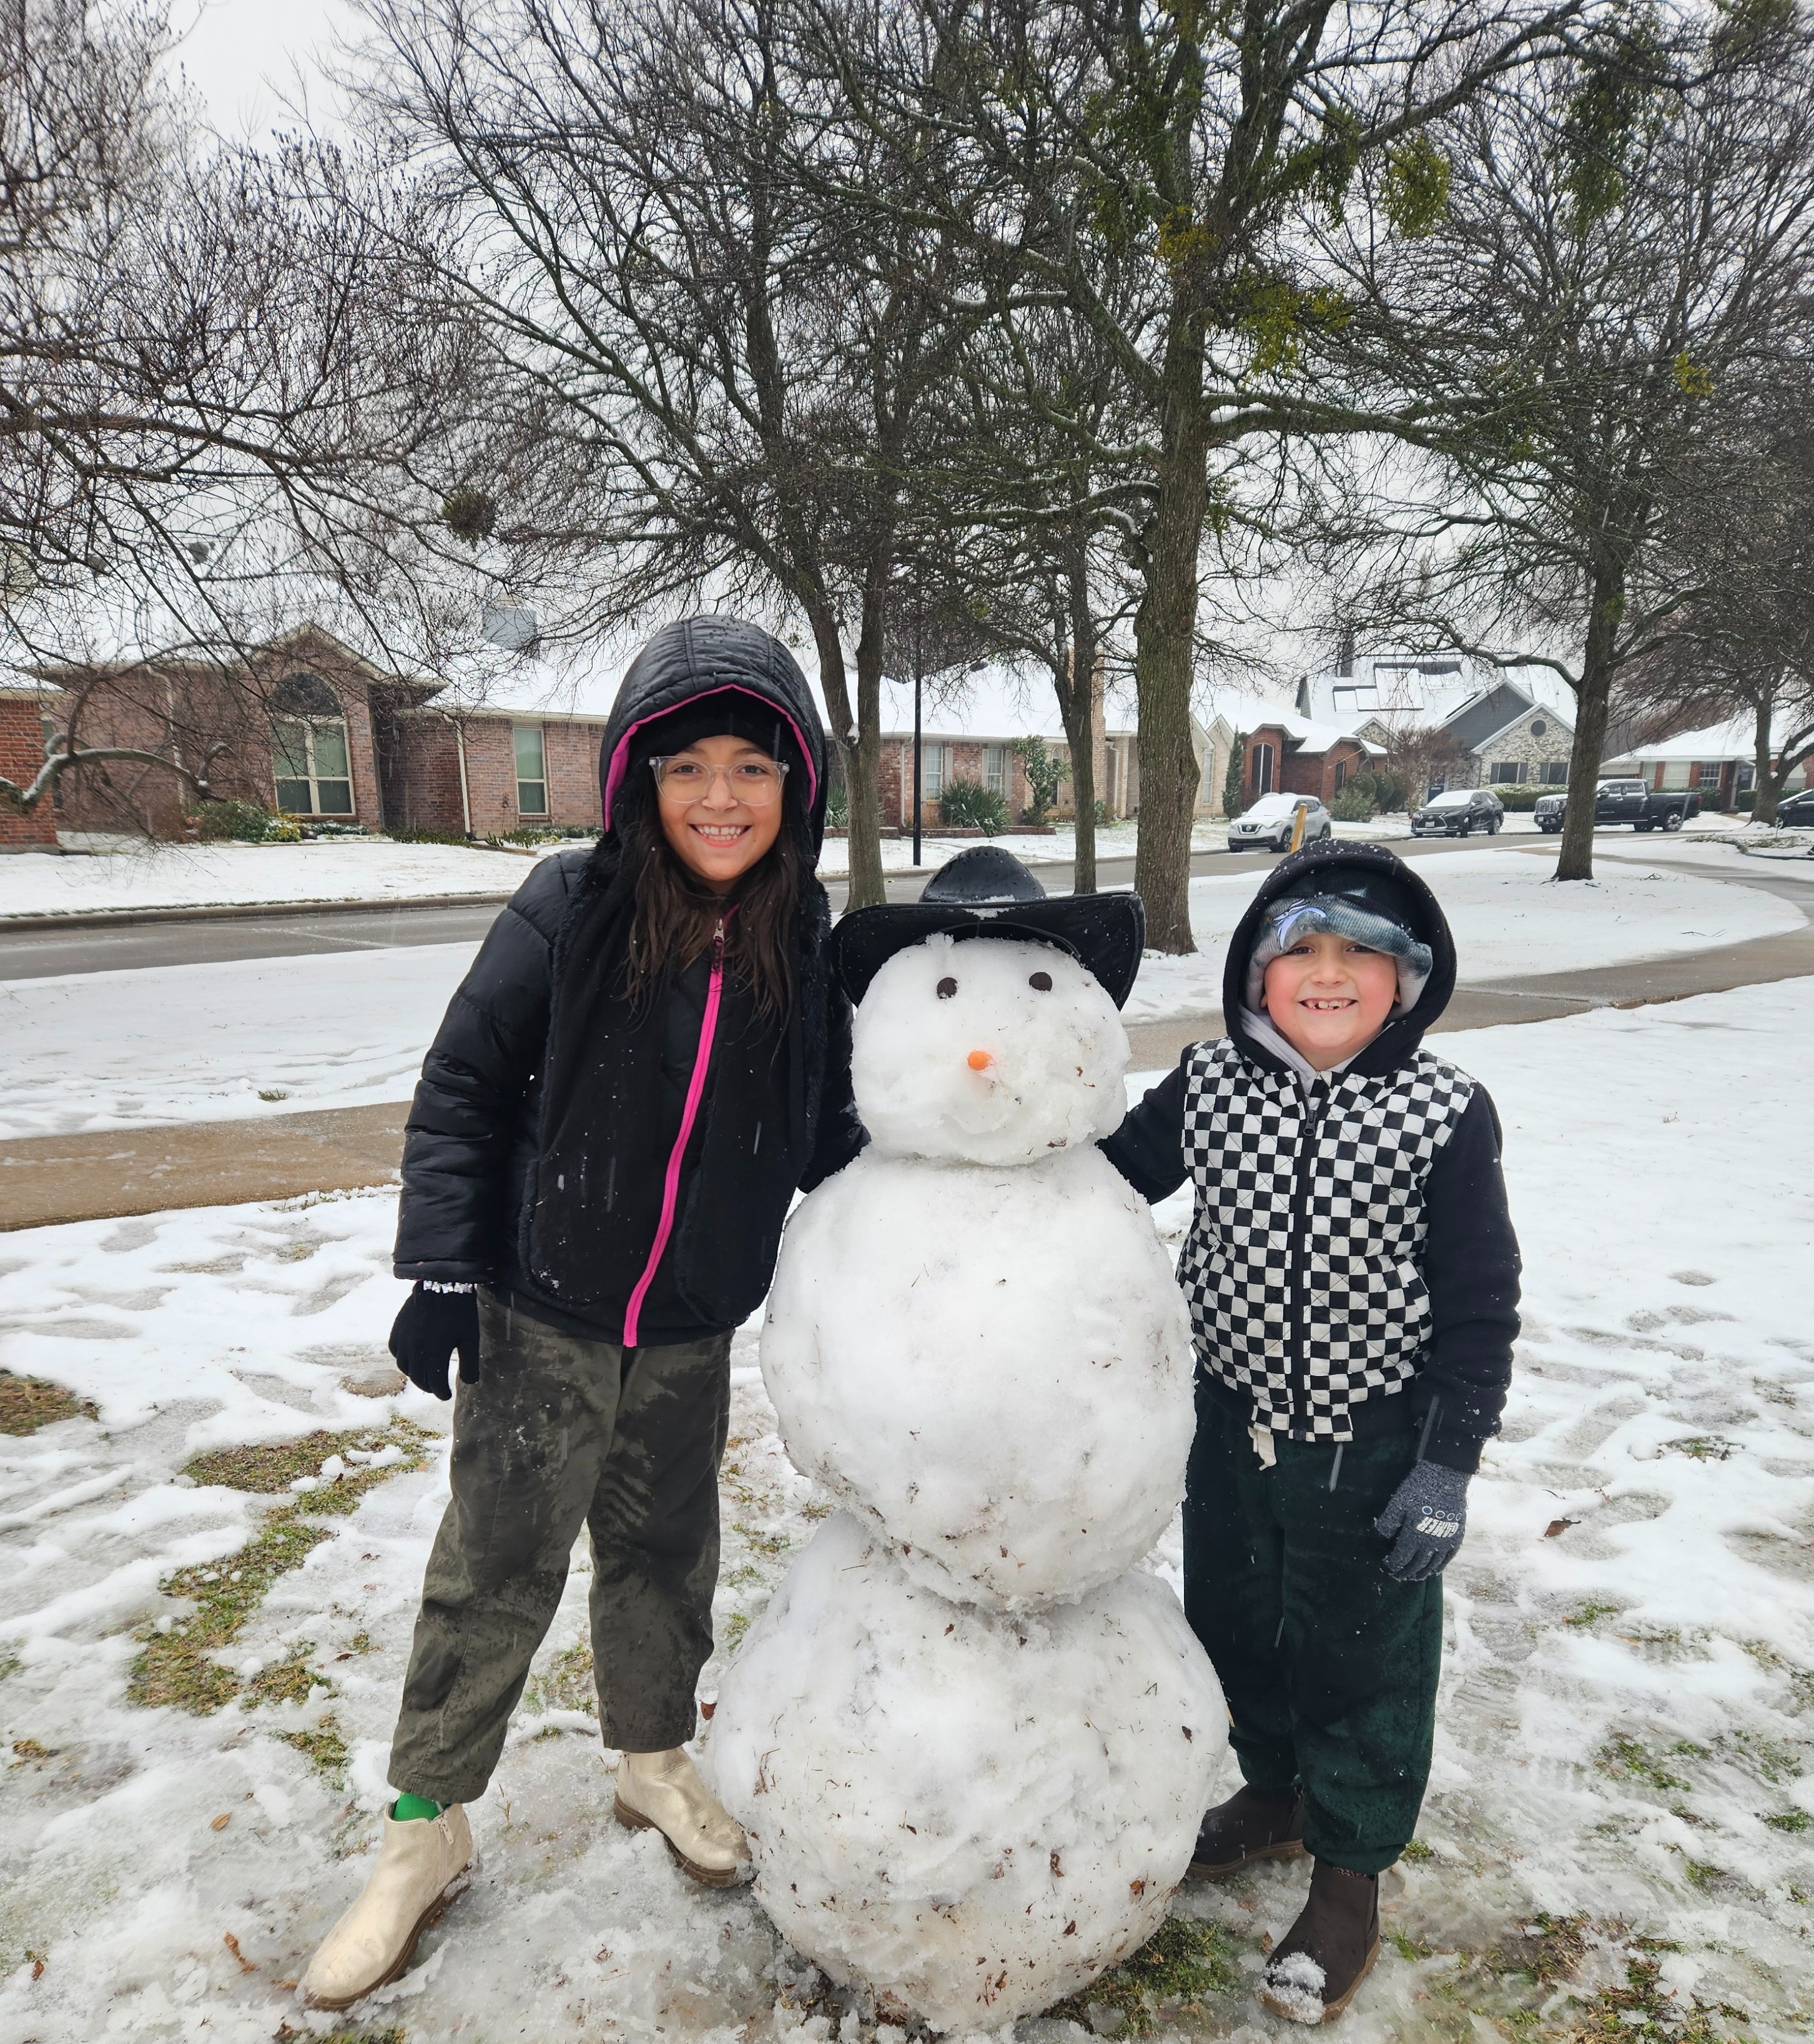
[708,1514,1226,2033]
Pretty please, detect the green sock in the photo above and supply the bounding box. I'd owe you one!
[392,1792,442,1822]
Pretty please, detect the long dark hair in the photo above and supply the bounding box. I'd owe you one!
[617,774,803,1023]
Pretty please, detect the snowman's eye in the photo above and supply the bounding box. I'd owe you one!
[1028,971,1053,992]
[936,976,958,1000]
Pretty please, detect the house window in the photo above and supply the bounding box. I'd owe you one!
[1540,762,1568,784]
[1250,741,1276,797]
[1489,761,1527,784]
[1660,762,1692,790]
[1333,758,1348,792]
[514,725,548,815]
[1737,763,1755,792]
[271,672,353,816]
[982,744,1008,795]
[272,717,353,815]
[1531,718,1547,737]
[1696,761,1723,790]
[919,744,946,800]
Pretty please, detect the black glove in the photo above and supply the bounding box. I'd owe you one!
[1373,1461,1469,1582]
[388,1284,482,1402]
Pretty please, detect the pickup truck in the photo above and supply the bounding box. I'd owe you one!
[1534,779,1703,833]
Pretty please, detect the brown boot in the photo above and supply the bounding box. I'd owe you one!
[1187,1782,1306,1877]
[1256,1860,1380,2024]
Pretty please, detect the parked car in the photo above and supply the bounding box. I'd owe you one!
[1773,787,1814,827]
[1533,779,1702,833]
[1228,792,1334,852]
[1409,788,1504,837]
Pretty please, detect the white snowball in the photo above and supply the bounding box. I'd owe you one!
[762,1142,1195,1607]
[709,1513,1226,2033]
[852,935,1129,1167]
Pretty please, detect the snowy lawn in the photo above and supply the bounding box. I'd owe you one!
[0,841,551,919]
[1,978,1812,2040]
[1121,847,1804,1025]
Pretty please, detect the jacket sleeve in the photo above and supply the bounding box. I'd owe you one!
[800,985,867,1191]
[1411,1086,1521,1475]
[392,858,574,1282]
[1097,1053,1192,1204]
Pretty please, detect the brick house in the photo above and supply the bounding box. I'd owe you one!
[1,679,60,848]
[1240,714,1384,804]
[1604,712,1812,811]
[1294,655,1575,790]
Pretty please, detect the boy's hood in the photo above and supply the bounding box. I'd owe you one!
[596,615,828,853]
[1221,839,1456,1079]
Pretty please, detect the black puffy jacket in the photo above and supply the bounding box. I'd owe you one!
[392,618,862,1344]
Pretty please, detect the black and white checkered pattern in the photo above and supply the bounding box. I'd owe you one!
[1176,1039,1475,1440]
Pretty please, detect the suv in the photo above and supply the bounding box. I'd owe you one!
[1228,792,1334,852]
[1410,788,1504,837]
[1773,787,1814,828]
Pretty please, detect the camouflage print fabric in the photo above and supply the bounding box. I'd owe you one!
[390,1292,732,1804]
[1182,1386,1443,1875]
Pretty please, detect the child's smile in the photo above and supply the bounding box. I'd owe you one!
[1263,932,1400,1069]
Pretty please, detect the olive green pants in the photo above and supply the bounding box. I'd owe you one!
[1182,1388,1443,1874]
[390,1293,732,1805]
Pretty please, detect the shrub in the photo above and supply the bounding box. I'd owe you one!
[1011,735,1070,823]
[385,826,472,845]
[939,777,1009,833]
[1738,789,1757,811]
[190,799,300,843]
[1346,769,1410,813]
[1331,787,1377,822]
[1488,784,1547,809]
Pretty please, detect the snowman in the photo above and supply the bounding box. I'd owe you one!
[711,850,1227,2032]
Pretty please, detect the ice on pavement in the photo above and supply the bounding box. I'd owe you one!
[3,846,1799,1137]
[1,975,1811,2038]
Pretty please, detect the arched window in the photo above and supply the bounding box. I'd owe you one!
[272,671,353,815]
[1250,740,1276,797]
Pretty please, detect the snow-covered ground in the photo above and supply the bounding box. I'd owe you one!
[1,975,1810,2040]
[4,851,1798,1138]
[0,841,550,919]
[1124,848,1802,1024]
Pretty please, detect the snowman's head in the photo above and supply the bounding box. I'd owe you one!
[851,932,1130,1166]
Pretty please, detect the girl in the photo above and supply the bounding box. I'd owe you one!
[303,617,860,2010]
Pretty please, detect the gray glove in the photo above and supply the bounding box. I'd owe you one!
[1373,1461,1469,1582]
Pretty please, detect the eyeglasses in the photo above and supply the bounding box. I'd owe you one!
[649,755,790,805]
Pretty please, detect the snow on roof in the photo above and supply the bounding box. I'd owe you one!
[1301,656,1575,740]
[1615,713,1790,765]
[877,664,1138,742]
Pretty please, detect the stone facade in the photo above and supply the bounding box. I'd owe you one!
[1451,704,1574,790]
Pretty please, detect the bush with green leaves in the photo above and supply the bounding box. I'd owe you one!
[190,799,300,843]
[939,777,1009,833]
[1346,769,1410,813]
[1488,783,1547,809]
[1331,787,1377,822]
[1011,736,1070,823]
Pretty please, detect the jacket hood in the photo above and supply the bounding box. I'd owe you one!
[1222,840,1457,1078]
[598,616,829,853]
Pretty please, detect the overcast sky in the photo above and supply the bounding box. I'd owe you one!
[164,0,360,139]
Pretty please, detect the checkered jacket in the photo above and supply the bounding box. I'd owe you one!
[1175,1038,1476,1442]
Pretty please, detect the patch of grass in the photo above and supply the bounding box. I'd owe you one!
[719,1611,751,1654]
[129,1422,430,1716]
[1662,1435,1735,1462]
[0,1651,20,1686]
[9,1738,55,1765]
[731,1520,790,1556]
[1565,1599,1621,1628]
[1682,1859,1726,1893]
[1564,1947,1733,2044]
[184,1431,350,1491]
[1492,1913,1588,1986]
[1763,1809,1810,1833]
[246,1646,326,1709]
[1047,1914,1240,2035]
[1400,1838,1435,1862]
[524,1638,596,1717]
[0,1370,97,1435]
[1599,1736,1693,1794]
[277,1714,350,1784]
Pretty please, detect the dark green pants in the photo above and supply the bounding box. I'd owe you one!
[1182,1387,1442,1874]
[390,1293,732,1804]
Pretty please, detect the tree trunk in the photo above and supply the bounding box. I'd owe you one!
[806,609,885,910]
[1131,326,1208,951]
[846,566,893,911]
[1752,685,1780,825]
[1058,550,1099,893]
[1556,566,1623,882]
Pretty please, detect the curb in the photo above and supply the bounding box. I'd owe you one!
[0,892,520,934]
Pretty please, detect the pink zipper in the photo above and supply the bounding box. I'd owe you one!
[621,920,727,1350]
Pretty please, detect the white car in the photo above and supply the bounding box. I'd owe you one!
[1228,792,1334,852]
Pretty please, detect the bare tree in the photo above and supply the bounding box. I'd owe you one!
[1321,16,1814,877]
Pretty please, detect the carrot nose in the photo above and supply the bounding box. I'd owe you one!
[967,1049,995,1071]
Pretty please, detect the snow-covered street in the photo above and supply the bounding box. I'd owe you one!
[1,974,1810,2040]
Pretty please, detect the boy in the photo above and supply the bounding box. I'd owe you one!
[1101,840,1519,2024]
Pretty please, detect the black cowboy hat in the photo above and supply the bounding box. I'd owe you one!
[831,846,1146,1009]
